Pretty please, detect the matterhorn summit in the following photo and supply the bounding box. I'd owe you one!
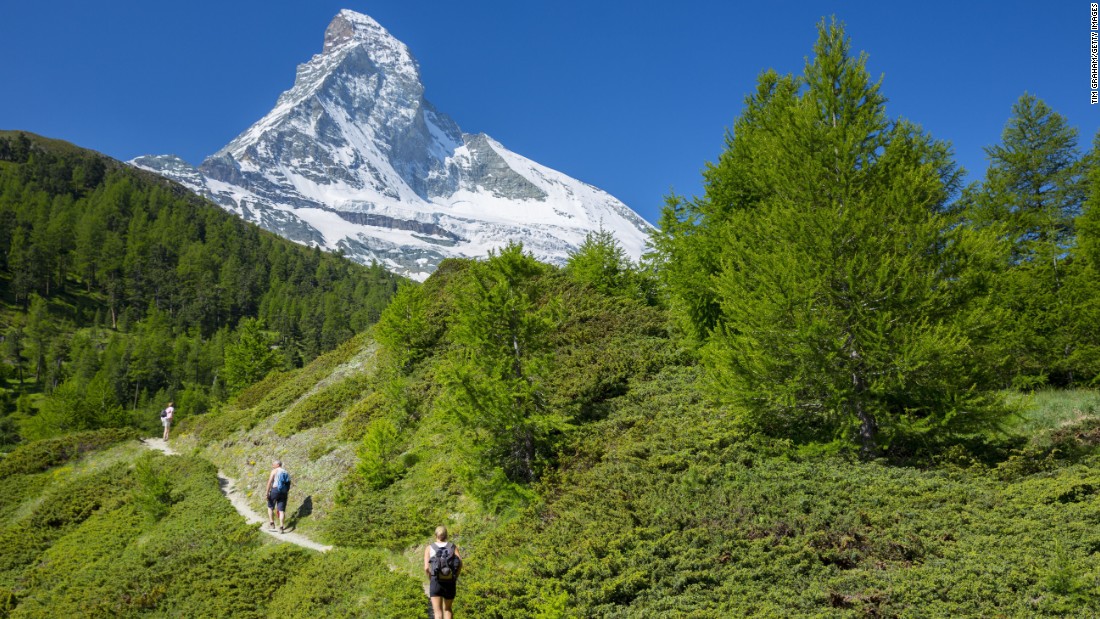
[133,10,652,280]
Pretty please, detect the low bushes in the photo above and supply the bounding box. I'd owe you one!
[454,369,1100,617]
[274,372,371,437]
[0,428,138,477]
[270,548,424,616]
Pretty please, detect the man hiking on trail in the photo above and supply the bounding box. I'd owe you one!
[160,401,174,441]
[265,460,291,533]
[424,525,462,619]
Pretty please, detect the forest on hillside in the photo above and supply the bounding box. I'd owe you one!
[2,19,1100,618]
[0,131,401,445]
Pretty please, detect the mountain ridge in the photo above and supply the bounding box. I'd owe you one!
[133,9,652,280]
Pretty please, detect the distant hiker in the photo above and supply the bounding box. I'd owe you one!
[266,460,291,533]
[424,525,462,619]
[160,401,175,441]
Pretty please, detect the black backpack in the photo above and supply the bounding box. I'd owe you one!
[430,542,461,581]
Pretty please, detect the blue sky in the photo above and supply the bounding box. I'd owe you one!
[1,1,1095,225]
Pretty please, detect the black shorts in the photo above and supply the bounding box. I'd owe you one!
[429,577,456,600]
[267,491,288,512]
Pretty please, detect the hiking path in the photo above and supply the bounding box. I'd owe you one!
[141,438,333,553]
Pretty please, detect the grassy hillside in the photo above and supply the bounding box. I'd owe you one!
[176,252,1100,615]
[5,248,1100,616]
[0,429,424,617]
[173,331,382,536]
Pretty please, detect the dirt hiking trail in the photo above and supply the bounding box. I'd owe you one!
[141,438,333,553]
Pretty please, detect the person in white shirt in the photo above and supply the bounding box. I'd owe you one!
[161,402,175,441]
[266,460,291,533]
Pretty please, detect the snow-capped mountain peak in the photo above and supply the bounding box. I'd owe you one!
[133,10,652,281]
[323,9,417,76]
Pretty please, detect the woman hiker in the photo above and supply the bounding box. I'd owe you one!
[160,401,174,441]
[424,525,462,619]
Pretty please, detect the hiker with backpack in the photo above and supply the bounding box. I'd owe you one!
[160,402,174,441]
[265,460,291,533]
[424,525,462,618]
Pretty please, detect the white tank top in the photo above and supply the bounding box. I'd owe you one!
[428,541,450,557]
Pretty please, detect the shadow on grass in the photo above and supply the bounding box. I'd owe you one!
[884,415,1100,474]
[286,495,314,530]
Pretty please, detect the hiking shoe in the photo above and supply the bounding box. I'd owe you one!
[268,522,275,530]
[279,526,285,534]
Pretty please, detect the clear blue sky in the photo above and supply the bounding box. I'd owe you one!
[1,1,1096,225]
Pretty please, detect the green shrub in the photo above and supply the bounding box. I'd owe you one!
[18,506,145,601]
[357,416,403,490]
[0,473,46,523]
[0,461,132,586]
[340,390,388,441]
[269,549,424,616]
[0,588,16,617]
[307,443,336,461]
[274,372,371,437]
[132,453,174,522]
[0,428,138,477]
[325,461,454,551]
[5,451,322,617]
[356,363,1093,618]
[230,369,290,411]
[184,404,265,444]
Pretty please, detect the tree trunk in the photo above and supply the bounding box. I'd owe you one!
[853,393,878,458]
[846,333,878,457]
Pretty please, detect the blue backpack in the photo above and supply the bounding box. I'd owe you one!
[273,469,291,493]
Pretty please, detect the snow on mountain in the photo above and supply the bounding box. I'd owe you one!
[131,9,652,281]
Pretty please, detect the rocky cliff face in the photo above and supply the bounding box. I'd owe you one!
[132,10,652,280]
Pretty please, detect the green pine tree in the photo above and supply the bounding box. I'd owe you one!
[24,294,56,383]
[438,243,566,505]
[651,70,801,344]
[222,318,279,394]
[1065,129,1100,382]
[965,94,1086,387]
[566,228,635,297]
[662,19,1007,455]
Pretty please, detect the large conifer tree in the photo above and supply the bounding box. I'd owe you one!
[439,243,566,503]
[658,20,1005,455]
